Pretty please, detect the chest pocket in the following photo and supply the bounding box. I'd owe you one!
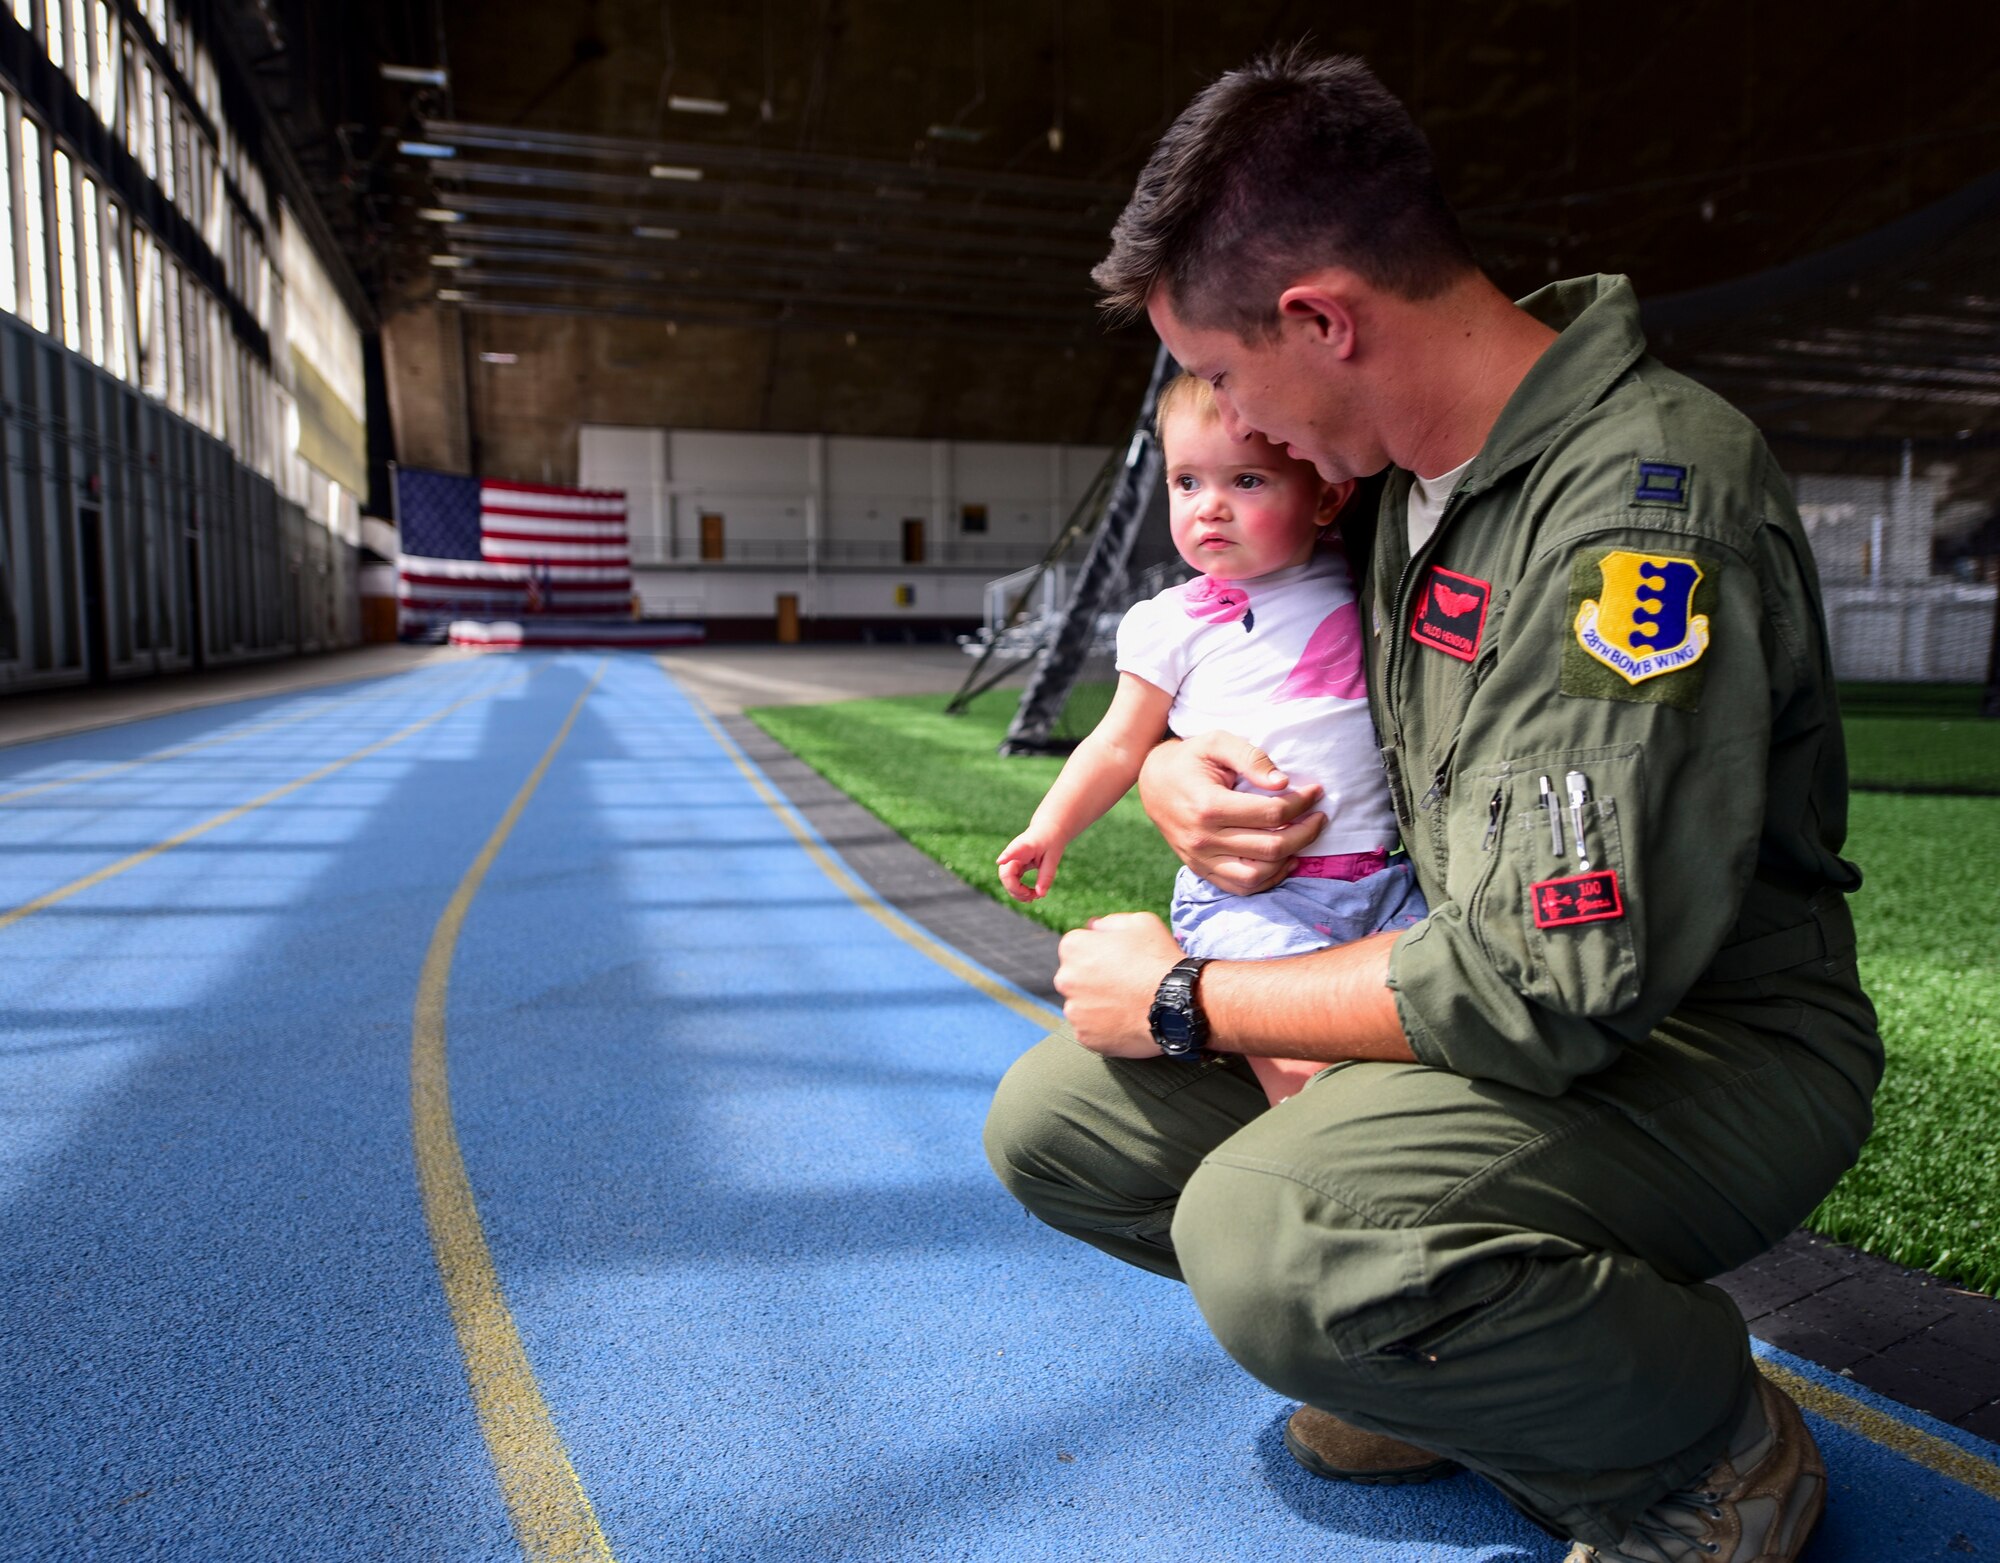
[1460,743,1645,1020]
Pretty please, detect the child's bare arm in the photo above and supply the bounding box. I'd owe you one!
[997,673,1174,901]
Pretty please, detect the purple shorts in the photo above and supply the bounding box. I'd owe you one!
[1169,860,1428,962]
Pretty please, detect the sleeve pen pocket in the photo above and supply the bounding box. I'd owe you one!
[1467,745,1645,1019]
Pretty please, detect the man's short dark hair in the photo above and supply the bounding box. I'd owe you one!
[1094,48,1477,338]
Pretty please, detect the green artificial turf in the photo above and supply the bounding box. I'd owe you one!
[1842,717,2000,795]
[748,685,2000,1294]
[1806,791,2000,1294]
[1838,681,2000,794]
[749,685,1178,937]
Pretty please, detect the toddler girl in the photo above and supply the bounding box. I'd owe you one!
[997,373,1425,1103]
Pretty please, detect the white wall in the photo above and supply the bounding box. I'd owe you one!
[633,567,988,622]
[581,423,1112,585]
[578,426,667,558]
[1796,472,1936,586]
[1822,582,1996,681]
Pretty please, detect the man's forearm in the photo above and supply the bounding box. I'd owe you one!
[1201,931,1417,1065]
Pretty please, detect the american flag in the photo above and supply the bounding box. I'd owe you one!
[395,467,632,632]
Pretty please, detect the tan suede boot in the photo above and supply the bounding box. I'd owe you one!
[1565,1377,1827,1562]
[1283,1406,1460,1485]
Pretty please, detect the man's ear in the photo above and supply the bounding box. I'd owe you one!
[1277,274,1361,360]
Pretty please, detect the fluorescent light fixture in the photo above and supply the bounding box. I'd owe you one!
[634,225,681,240]
[667,94,728,115]
[416,207,463,223]
[429,254,469,268]
[399,140,456,159]
[436,289,471,301]
[648,163,703,181]
[380,64,449,86]
[479,352,518,364]
[873,184,923,202]
[925,124,985,144]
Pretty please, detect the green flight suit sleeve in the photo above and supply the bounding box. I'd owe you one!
[1387,514,1805,1096]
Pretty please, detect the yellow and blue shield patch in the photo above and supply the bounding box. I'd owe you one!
[1561,549,1716,709]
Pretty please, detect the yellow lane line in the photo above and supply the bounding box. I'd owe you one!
[0,673,527,935]
[661,660,1062,1035]
[411,663,616,1563]
[657,664,2000,1504]
[1760,1360,2000,1501]
[0,665,492,806]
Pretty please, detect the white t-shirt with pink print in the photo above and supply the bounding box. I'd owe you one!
[1114,548,1398,859]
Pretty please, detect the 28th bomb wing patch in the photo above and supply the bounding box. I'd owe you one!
[1561,548,1718,710]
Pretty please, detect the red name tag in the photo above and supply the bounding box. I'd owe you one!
[1531,870,1625,928]
[1409,566,1491,662]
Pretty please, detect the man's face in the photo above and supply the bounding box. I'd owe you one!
[1146,290,1387,486]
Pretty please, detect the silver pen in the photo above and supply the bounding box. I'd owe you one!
[1539,775,1563,856]
[1565,772,1591,872]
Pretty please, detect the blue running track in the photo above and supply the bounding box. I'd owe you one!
[2,653,1996,1561]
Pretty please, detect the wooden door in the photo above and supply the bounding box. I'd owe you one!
[776,593,800,644]
[700,512,726,561]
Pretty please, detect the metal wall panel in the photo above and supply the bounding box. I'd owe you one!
[0,313,358,694]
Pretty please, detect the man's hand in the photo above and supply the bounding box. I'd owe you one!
[1055,912,1184,1056]
[1137,732,1327,895]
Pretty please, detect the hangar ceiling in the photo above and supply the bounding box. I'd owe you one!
[225,0,2000,488]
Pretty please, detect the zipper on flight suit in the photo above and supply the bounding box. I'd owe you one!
[1380,483,1474,751]
[1377,1264,1534,1365]
[1417,737,1460,812]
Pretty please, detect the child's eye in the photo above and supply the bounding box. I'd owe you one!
[1173,474,1199,493]
[1233,474,1264,491]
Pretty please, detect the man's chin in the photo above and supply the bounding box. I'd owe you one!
[1313,454,1390,484]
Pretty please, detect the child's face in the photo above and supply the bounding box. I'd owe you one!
[1161,408,1342,581]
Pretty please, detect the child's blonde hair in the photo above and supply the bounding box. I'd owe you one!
[1153,371,1219,439]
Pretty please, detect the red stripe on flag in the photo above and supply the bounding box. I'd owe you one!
[480,478,624,499]
[478,507,626,525]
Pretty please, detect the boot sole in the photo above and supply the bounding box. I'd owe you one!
[1282,1419,1461,1486]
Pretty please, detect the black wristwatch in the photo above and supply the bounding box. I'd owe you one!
[1148,957,1212,1060]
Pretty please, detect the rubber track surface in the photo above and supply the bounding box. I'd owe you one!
[1,654,1994,1561]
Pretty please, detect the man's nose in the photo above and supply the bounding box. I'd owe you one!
[1214,394,1256,443]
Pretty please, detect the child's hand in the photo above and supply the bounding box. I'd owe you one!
[997,833,1063,902]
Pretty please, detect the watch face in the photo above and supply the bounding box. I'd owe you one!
[1150,961,1206,1058]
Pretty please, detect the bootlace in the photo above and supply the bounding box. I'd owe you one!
[1609,1484,1727,1562]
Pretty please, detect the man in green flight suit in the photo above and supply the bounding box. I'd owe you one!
[982,48,1881,1563]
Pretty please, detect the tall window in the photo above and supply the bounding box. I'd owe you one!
[156,86,174,202]
[138,62,156,178]
[45,0,64,69]
[171,107,187,215]
[105,203,130,381]
[68,0,89,101]
[163,254,181,411]
[19,119,49,333]
[52,148,80,352]
[10,0,30,30]
[80,175,104,366]
[0,110,14,319]
[93,4,119,128]
[137,230,167,398]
